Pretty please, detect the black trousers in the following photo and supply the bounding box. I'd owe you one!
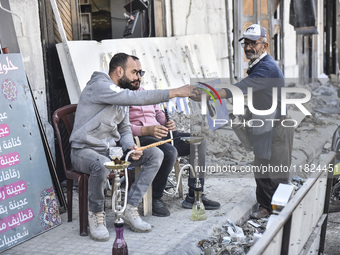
[253,125,295,211]
[138,131,206,199]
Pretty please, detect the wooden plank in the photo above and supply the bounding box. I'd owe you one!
[154,0,165,37]
[50,0,81,100]
[243,0,254,16]
[299,214,327,255]
[262,229,283,255]
[261,0,268,14]
[289,175,327,254]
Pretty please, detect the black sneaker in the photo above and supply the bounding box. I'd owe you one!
[152,198,170,217]
[182,194,221,210]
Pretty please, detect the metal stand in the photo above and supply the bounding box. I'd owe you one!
[104,159,131,221]
[180,137,207,221]
[104,159,131,255]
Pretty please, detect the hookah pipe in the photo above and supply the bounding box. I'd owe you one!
[111,138,177,255]
[162,103,186,197]
[116,139,175,211]
[163,102,174,145]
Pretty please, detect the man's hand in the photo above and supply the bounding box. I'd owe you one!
[143,125,168,139]
[129,144,142,161]
[169,84,194,99]
[190,87,203,101]
[165,120,175,131]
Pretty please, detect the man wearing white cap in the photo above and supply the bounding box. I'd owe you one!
[194,24,294,219]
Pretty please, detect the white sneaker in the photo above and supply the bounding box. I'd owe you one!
[121,204,152,232]
[88,211,109,241]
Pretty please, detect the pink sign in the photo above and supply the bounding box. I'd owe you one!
[0,208,34,233]
[0,180,27,201]
[0,124,10,138]
[0,152,20,169]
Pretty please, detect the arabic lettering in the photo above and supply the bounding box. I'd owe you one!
[0,205,8,215]
[0,208,34,234]
[0,113,8,122]
[0,56,19,75]
[2,137,22,150]
[8,198,28,211]
[0,124,10,138]
[0,169,21,183]
[0,227,30,247]
[0,152,20,170]
[0,180,27,201]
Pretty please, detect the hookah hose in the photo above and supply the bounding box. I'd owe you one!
[115,138,179,214]
[163,163,195,197]
[162,102,189,197]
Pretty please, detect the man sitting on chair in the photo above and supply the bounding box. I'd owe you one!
[69,53,190,241]
[128,56,220,217]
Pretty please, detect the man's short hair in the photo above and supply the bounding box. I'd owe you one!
[130,55,139,61]
[259,37,267,43]
[109,53,130,74]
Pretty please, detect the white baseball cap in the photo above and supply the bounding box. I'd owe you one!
[239,24,267,42]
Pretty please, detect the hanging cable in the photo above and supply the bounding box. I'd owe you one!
[0,0,24,36]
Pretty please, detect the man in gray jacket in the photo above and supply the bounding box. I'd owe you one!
[70,53,190,241]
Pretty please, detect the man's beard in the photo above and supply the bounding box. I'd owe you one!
[245,49,261,61]
[118,75,139,90]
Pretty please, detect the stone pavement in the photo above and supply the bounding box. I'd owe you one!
[1,173,257,255]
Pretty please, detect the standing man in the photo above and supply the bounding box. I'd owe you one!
[128,56,220,217]
[70,53,190,241]
[194,24,294,219]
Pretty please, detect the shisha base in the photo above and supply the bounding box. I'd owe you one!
[103,160,130,254]
[112,219,128,255]
[180,137,207,221]
[190,187,207,221]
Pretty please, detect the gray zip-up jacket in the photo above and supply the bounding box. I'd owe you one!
[70,72,170,153]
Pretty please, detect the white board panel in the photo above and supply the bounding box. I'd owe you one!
[56,34,219,105]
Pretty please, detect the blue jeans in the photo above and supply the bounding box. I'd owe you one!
[71,147,163,212]
[138,131,206,198]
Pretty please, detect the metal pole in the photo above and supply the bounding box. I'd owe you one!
[318,157,335,254]
[225,0,235,84]
[325,0,331,74]
[332,0,337,74]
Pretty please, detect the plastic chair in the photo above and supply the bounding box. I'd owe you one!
[52,104,116,236]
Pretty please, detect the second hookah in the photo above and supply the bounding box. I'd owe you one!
[180,136,207,221]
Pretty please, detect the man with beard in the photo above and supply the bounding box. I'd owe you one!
[69,53,190,241]
[128,56,220,217]
[193,24,294,219]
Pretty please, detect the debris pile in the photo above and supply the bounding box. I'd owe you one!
[197,218,269,255]
[170,111,254,168]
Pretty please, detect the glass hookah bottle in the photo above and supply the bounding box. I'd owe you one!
[190,179,207,221]
[112,218,128,255]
